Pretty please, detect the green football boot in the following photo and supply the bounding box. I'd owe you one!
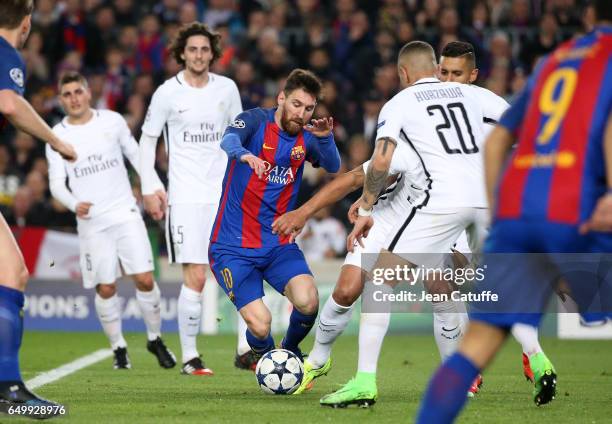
[293,358,332,395]
[530,352,557,406]
[319,372,378,408]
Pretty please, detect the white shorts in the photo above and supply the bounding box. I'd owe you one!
[344,214,394,272]
[166,203,217,264]
[79,218,154,289]
[385,207,489,267]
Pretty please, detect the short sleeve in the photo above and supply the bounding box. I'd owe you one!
[0,47,25,95]
[141,86,170,137]
[223,109,260,145]
[374,99,404,143]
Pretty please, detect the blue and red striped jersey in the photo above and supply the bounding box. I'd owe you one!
[496,25,612,225]
[212,107,340,248]
[0,36,26,130]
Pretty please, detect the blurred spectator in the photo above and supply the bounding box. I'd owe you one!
[154,0,182,25]
[137,14,165,74]
[179,2,199,26]
[13,132,39,176]
[297,206,347,261]
[234,61,264,110]
[203,0,244,38]
[0,146,20,210]
[519,13,563,72]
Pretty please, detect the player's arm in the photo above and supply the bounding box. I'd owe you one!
[580,112,612,233]
[484,126,515,211]
[221,110,265,177]
[272,165,365,237]
[0,90,76,161]
[139,88,170,220]
[304,117,341,173]
[45,144,91,218]
[360,137,396,210]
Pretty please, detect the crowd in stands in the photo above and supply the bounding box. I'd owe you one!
[0,0,594,257]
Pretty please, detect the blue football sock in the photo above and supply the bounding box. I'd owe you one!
[0,285,25,383]
[416,352,480,424]
[245,328,275,354]
[282,308,317,351]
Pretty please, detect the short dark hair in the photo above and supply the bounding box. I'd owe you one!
[170,22,222,67]
[594,0,612,21]
[58,71,88,92]
[283,69,323,100]
[0,0,33,29]
[441,41,476,68]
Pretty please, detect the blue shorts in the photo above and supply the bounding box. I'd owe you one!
[209,242,312,310]
[469,219,609,329]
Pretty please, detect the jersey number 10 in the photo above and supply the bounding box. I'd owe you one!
[426,103,479,155]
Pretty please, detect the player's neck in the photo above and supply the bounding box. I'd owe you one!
[409,73,437,85]
[183,69,210,88]
[0,30,20,49]
[67,108,94,125]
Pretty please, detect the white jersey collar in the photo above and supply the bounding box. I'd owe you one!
[411,77,441,86]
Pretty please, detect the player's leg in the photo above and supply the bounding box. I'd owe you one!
[234,312,258,370]
[511,323,542,382]
[178,263,212,374]
[117,218,177,369]
[95,283,130,369]
[239,299,275,355]
[0,216,62,415]
[416,321,509,423]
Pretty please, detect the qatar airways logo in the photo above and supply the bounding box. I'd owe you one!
[73,154,120,178]
[263,161,295,185]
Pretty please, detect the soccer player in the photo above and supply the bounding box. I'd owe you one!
[439,40,550,385]
[47,72,176,370]
[209,68,340,363]
[416,3,612,421]
[139,22,253,375]
[0,0,76,417]
[338,40,507,407]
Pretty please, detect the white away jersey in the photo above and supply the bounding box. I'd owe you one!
[362,140,428,222]
[376,77,507,209]
[141,71,242,205]
[48,110,145,235]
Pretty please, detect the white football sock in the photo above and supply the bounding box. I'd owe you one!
[308,296,354,368]
[236,311,251,355]
[178,284,202,363]
[357,311,391,374]
[432,300,466,361]
[95,293,127,350]
[136,282,162,342]
[511,323,542,357]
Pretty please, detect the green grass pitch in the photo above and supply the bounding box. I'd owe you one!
[14,332,612,423]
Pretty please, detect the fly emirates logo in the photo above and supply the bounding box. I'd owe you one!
[73,154,120,178]
[263,161,295,185]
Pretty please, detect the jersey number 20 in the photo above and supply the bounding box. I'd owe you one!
[426,102,479,154]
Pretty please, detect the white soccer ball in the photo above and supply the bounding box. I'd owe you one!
[255,349,304,395]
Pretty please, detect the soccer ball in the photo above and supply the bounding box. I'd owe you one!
[255,349,304,395]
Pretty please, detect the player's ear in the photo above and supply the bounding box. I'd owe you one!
[470,68,479,84]
[277,91,286,106]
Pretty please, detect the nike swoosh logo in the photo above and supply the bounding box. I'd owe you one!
[263,144,275,150]
[442,325,459,332]
[178,109,189,113]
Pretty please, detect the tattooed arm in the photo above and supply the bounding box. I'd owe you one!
[360,136,398,211]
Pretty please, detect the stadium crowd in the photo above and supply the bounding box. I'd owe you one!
[0,0,594,257]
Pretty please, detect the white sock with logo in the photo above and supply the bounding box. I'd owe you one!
[357,311,391,374]
[432,300,466,361]
[178,285,202,363]
[95,293,127,350]
[511,323,542,356]
[136,282,162,342]
[308,296,354,368]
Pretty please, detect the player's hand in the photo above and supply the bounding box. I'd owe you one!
[303,117,333,138]
[272,209,307,238]
[51,140,77,162]
[579,193,612,234]
[75,202,93,218]
[144,192,165,221]
[346,215,374,253]
[347,199,361,224]
[241,153,266,179]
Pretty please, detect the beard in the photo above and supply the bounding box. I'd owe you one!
[280,110,303,136]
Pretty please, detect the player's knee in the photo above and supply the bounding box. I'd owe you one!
[294,286,319,315]
[184,265,206,292]
[96,284,117,299]
[332,284,359,307]
[133,272,154,291]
